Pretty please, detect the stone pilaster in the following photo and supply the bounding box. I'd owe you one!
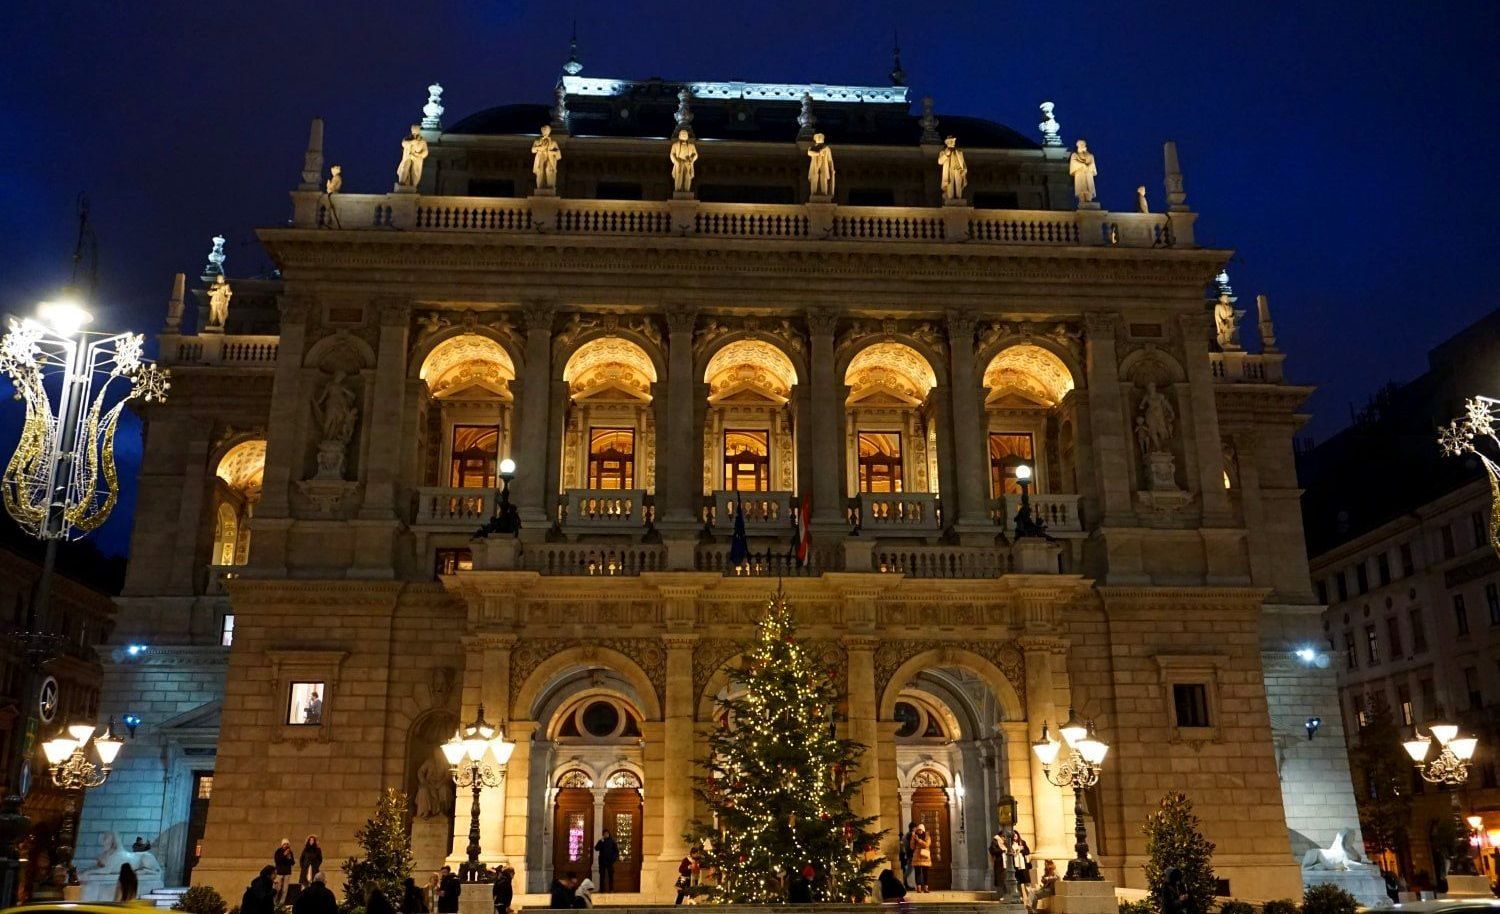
[659,631,698,875]
[806,309,844,529]
[1176,313,1233,525]
[167,435,211,593]
[358,301,412,518]
[515,304,554,525]
[1082,313,1135,526]
[1020,634,1071,861]
[659,309,699,529]
[258,297,312,520]
[945,311,991,534]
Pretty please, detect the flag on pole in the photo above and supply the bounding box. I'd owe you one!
[795,492,812,566]
[728,491,750,567]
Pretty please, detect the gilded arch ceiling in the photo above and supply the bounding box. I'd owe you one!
[982,344,1076,407]
[419,334,516,397]
[563,336,658,399]
[216,439,267,496]
[845,342,938,400]
[703,339,798,400]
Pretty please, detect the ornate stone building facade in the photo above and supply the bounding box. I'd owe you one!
[81,69,1357,901]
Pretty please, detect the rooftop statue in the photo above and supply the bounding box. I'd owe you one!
[669,129,698,194]
[395,123,429,189]
[807,132,835,198]
[1136,185,1148,214]
[207,275,233,329]
[937,135,967,202]
[1213,293,1240,350]
[325,165,343,195]
[532,124,562,192]
[1069,139,1098,206]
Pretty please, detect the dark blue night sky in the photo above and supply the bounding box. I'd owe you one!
[1,0,1496,555]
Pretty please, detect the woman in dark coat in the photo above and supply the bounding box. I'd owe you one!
[367,887,397,914]
[300,836,324,885]
[403,877,429,914]
[115,862,139,902]
[492,867,515,914]
[878,868,907,902]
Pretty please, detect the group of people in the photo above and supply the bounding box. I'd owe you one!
[240,837,326,914]
[888,822,1056,910]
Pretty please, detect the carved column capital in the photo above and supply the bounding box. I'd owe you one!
[945,309,978,343]
[379,300,412,327]
[278,296,311,323]
[806,309,838,337]
[664,307,698,335]
[1082,311,1118,338]
[522,302,556,334]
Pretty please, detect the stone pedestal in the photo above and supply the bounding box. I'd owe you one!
[1049,878,1117,914]
[1011,538,1061,574]
[1445,874,1494,898]
[412,815,453,873]
[530,193,561,231]
[1146,452,1177,490]
[1302,870,1390,908]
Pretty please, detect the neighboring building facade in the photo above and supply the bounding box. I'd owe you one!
[0,536,118,899]
[82,64,1359,902]
[1304,310,1500,883]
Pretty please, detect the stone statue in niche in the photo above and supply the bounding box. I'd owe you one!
[1069,139,1098,205]
[395,124,429,189]
[1137,382,1180,491]
[415,752,454,819]
[807,133,835,198]
[669,129,698,195]
[312,370,359,479]
[1213,293,1241,350]
[207,275,233,328]
[937,136,967,202]
[532,124,562,192]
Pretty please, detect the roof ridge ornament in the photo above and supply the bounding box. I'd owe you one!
[422,82,444,132]
[675,88,695,137]
[890,30,906,87]
[1038,102,1062,147]
[1163,140,1188,211]
[552,82,571,135]
[919,96,939,145]
[563,20,583,76]
[202,235,226,282]
[797,92,817,140]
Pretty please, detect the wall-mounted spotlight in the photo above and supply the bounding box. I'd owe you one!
[122,713,142,738]
[1306,717,1322,740]
[125,643,148,657]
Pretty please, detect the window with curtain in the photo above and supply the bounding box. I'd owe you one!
[857,431,903,493]
[988,432,1035,497]
[449,425,499,488]
[723,430,770,491]
[588,428,636,490]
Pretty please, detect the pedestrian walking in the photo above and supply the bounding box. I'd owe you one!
[594,830,619,892]
[115,862,139,902]
[1013,836,1032,906]
[899,822,916,889]
[294,874,337,914]
[1158,867,1188,914]
[299,836,323,885]
[548,875,579,909]
[675,856,693,905]
[878,868,907,902]
[274,839,296,905]
[437,866,462,914]
[988,831,1010,894]
[909,824,932,893]
[492,866,514,914]
[367,887,396,914]
[402,877,429,914]
[243,866,277,914]
[575,877,596,908]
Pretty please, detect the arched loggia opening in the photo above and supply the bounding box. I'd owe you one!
[701,339,800,534]
[981,344,1080,535]
[559,337,659,531]
[843,343,940,531]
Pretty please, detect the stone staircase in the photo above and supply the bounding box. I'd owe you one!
[141,886,190,909]
[500,893,1018,913]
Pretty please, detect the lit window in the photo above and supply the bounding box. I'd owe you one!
[220,614,235,647]
[1364,625,1378,665]
[857,432,903,493]
[433,548,473,577]
[287,682,325,726]
[1172,684,1211,728]
[988,432,1035,497]
[449,426,499,488]
[587,429,635,490]
[722,430,770,492]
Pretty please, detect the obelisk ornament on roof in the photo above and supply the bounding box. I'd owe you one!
[1068,139,1098,207]
[532,124,562,193]
[797,92,817,140]
[669,130,699,197]
[807,133,835,199]
[919,96,940,144]
[202,235,226,281]
[675,88,695,137]
[937,136,967,202]
[395,124,430,191]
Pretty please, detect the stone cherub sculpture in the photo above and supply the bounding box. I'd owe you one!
[807,132,835,198]
[1069,139,1098,205]
[1136,185,1148,213]
[395,124,429,189]
[669,129,698,194]
[325,165,343,195]
[207,275,233,328]
[532,124,562,192]
[937,135,967,202]
[1138,383,1176,453]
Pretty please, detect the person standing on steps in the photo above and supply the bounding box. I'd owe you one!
[594,829,619,892]
[299,836,323,887]
[273,838,296,905]
[437,865,462,914]
[492,866,515,914]
[899,822,916,889]
[909,823,932,893]
[402,877,429,914]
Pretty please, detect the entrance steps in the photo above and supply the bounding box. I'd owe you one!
[140,886,190,909]
[506,894,1020,912]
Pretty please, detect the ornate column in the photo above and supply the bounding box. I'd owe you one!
[659,309,699,529]
[660,630,698,879]
[258,298,312,519]
[806,310,844,528]
[359,301,412,519]
[1176,313,1233,524]
[945,311,991,534]
[1019,635,1069,860]
[515,304,554,525]
[1082,313,1135,525]
[844,634,883,827]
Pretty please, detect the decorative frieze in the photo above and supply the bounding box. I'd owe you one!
[508,637,667,714]
[873,638,1026,709]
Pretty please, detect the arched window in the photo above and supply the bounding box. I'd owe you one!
[588,429,636,490]
[213,503,239,566]
[858,432,903,493]
[723,430,770,491]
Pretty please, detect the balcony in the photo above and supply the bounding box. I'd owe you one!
[292,191,1189,249]
[562,489,649,532]
[706,490,795,534]
[854,493,942,533]
[415,487,496,527]
[160,334,280,367]
[990,494,1084,537]
[206,564,240,595]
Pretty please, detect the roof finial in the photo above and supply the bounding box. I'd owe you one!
[563,20,582,76]
[889,30,906,87]
[675,88,695,137]
[202,235,226,282]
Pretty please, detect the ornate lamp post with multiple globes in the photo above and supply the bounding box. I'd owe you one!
[41,719,124,884]
[475,458,519,538]
[441,705,515,881]
[0,295,167,906]
[1405,721,1482,875]
[1033,709,1109,880]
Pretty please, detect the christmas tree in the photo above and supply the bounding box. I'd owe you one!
[687,588,882,902]
[341,787,415,912]
[1143,792,1217,914]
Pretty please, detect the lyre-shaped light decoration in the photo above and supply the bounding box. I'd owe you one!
[0,308,170,540]
[1405,722,1478,786]
[1440,396,1500,556]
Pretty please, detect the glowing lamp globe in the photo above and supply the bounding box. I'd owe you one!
[1403,736,1432,762]
[37,298,94,336]
[440,739,466,766]
[42,737,78,766]
[1452,736,1479,761]
[1059,709,1088,747]
[499,458,517,477]
[490,732,516,766]
[1431,723,1459,745]
[93,729,124,766]
[1078,734,1109,766]
[1015,464,1032,483]
[67,723,96,744]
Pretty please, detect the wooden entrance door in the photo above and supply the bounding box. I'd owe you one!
[553,787,594,883]
[183,771,214,884]
[603,787,644,892]
[912,786,952,890]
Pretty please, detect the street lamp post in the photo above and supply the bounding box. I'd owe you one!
[40,719,124,884]
[1012,463,1048,538]
[441,705,515,882]
[0,298,168,906]
[1033,709,1109,881]
[1406,721,1482,876]
[475,459,520,538]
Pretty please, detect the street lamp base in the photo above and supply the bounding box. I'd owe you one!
[1065,858,1102,881]
[459,861,496,883]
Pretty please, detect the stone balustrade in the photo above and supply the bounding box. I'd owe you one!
[563,488,649,529]
[706,490,795,533]
[991,493,1085,536]
[871,545,1008,578]
[415,487,496,527]
[520,542,667,575]
[855,492,942,532]
[160,334,280,367]
[293,191,1188,248]
[1210,351,1286,384]
[206,564,239,595]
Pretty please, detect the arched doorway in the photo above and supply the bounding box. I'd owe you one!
[553,769,595,884]
[602,770,644,892]
[910,768,953,890]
